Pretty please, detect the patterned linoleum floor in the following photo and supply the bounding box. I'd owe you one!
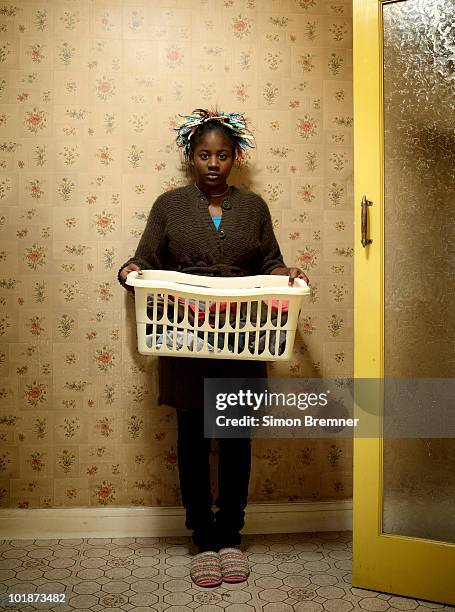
[0,532,453,612]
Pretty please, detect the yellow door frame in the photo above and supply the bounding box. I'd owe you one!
[353,0,455,604]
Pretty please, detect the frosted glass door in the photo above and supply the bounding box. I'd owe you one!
[382,0,455,541]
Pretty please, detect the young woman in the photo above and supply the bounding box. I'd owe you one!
[118,109,309,587]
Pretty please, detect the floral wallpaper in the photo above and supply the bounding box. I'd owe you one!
[0,0,353,509]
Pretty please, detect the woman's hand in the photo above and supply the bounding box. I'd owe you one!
[271,266,310,287]
[119,263,142,284]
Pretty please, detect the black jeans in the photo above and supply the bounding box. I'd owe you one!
[176,409,251,552]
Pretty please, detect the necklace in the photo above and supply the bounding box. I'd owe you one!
[195,183,230,199]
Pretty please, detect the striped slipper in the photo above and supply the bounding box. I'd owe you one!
[219,547,250,584]
[190,551,222,588]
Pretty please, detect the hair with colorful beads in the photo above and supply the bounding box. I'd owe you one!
[174,108,255,163]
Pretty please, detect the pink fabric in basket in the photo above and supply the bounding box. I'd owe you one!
[177,298,289,327]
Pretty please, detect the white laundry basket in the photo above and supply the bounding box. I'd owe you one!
[126,270,310,361]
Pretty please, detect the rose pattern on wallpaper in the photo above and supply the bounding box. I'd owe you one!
[0,0,353,508]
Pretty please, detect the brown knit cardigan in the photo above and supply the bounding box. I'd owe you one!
[118,184,287,411]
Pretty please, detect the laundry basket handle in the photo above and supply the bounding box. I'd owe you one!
[126,270,310,297]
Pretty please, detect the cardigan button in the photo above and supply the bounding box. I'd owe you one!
[219,229,226,239]
[221,200,232,211]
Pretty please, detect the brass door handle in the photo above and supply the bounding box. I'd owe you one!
[361,196,373,247]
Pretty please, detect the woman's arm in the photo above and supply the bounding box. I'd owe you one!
[117,195,167,290]
[257,198,310,286]
[257,199,287,275]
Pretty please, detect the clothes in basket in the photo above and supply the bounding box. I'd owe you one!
[146,329,214,352]
[145,298,289,355]
[180,297,289,326]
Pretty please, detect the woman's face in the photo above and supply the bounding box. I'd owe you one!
[190,129,235,194]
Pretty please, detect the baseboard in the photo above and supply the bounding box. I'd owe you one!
[0,500,352,540]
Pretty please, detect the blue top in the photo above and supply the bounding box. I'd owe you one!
[212,216,222,230]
